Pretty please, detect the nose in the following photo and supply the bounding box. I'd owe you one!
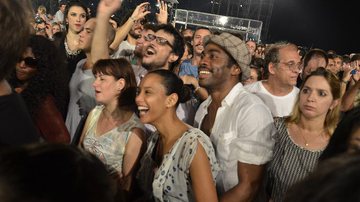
[76,15,81,22]
[135,91,143,106]
[92,78,99,88]
[18,60,27,69]
[199,54,209,67]
[307,91,316,102]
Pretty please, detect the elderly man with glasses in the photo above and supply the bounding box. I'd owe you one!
[245,41,301,117]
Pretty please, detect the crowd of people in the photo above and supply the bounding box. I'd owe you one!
[1,0,360,201]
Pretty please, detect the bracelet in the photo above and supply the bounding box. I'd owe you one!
[194,86,201,92]
[342,80,349,84]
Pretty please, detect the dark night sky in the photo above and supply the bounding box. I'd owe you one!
[87,0,358,55]
[262,0,358,55]
[176,0,359,55]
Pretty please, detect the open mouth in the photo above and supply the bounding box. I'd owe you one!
[199,70,211,75]
[145,47,156,56]
[138,106,149,115]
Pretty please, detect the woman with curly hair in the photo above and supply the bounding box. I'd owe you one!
[9,35,70,143]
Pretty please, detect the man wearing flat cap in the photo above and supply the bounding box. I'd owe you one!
[194,32,276,201]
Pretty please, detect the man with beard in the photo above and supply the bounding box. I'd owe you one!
[130,23,157,84]
[178,27,212,101]
[141,23,184,72]
[112,15,145,58]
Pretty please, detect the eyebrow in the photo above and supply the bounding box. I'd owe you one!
[303,85,329,92]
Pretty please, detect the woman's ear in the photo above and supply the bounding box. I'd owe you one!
[165,93,178,108]
[330,99,340,110]
[117,78,126,92]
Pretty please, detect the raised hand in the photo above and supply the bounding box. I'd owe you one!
[97,0,122,16]
[156,0,168,24]
[131,2,151,22]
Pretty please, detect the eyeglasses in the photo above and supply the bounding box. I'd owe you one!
[18,57,38,68]
[277,61,302,71]
[144,34,173,49]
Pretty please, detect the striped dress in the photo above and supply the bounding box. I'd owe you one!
[267,118,323,202]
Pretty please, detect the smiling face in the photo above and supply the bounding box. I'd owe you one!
[299,75,337,120]
[66,6,87,33]
[192,28,211,56]
[135,73,170,125]
[16,47,37,81]
[134,28,155,57]
[198,43,238,91]
[141,30,176,70]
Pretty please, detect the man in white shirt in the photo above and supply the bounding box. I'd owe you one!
[245,42,301,117]
[194,32,275,201]
[53,1,66,29]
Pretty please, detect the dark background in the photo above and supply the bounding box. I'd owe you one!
[268,0,359,55]
[34,0,359,55]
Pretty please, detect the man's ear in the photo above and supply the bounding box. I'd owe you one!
[165,93,178,108]
[268,62,277,75]
[231,64,241,76]
[168,53,179,63]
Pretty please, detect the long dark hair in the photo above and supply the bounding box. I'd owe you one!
[9,35,69,117]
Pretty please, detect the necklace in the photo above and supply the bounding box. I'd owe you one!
[64,38,81,57]
[298,128,324,147]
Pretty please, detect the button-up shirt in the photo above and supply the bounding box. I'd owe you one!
[194,82,276,193]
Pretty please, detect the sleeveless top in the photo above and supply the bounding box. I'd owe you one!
[83,105,145,174]
[267,117,323,202]
[136,128,219,202]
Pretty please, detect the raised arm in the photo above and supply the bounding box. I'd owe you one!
[90,0,122,64]
[342,77,360,112]
[109,2,150,51]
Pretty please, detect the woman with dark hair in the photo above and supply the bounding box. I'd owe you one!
[9,35,70,143]
[59,0,88,76]
[79,58,145,198]
[266,67,341,202]
[319,106,360,161]
[135,69,218,202]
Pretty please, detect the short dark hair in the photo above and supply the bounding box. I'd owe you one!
[303,48,328,68]
[0,0,33,80]
[156,24,185,72]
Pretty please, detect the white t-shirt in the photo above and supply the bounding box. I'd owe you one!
[245,81,299,117]
[111,40,135,59]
